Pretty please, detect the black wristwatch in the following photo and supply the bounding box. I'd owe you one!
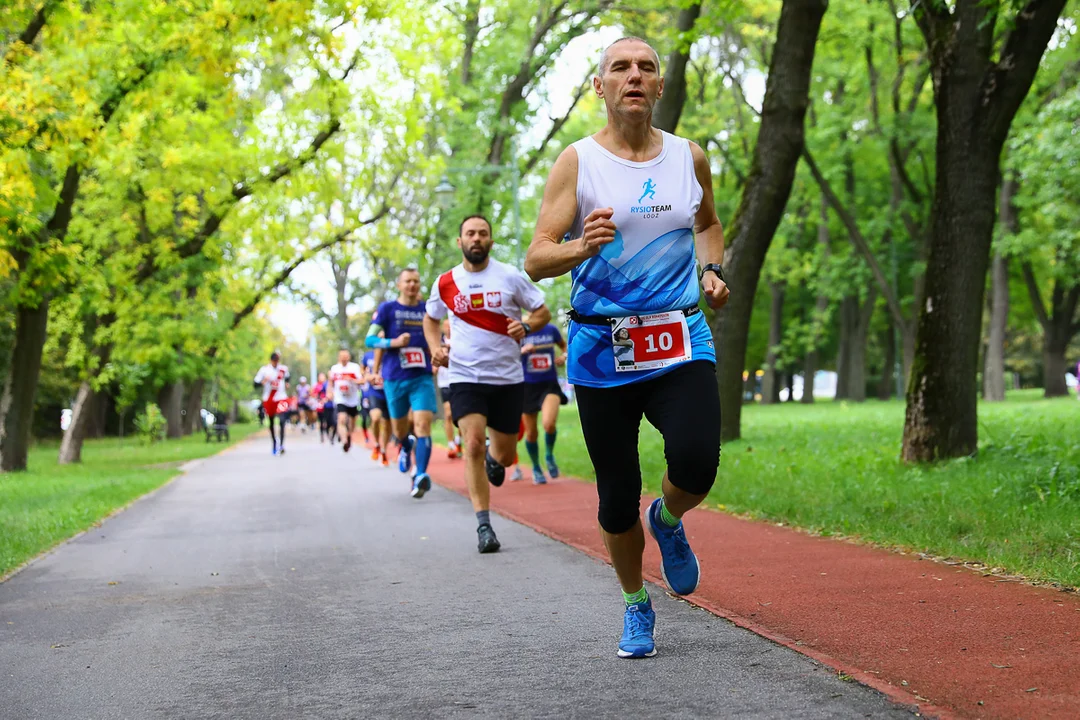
[700,263,726,283]
[521,322,532,335]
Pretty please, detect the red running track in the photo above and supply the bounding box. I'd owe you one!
[424,450,1080,720]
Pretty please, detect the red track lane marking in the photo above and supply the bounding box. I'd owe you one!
[425,450,1080,720]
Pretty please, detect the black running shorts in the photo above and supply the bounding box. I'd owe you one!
[335,403,359,418]
[523,380,568,415]
[575,360,721,535]
[449,383,524,436]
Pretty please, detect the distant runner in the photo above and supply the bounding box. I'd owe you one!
[424,215,551,553]
[254,351,290,456]
[366,269,437,498]
[526,37,729,658]
[296,377,316,432]
[314,372,337,444]
[436,319,461,459]
[328,349,363,453]
[362,349,391,466]
[520,323,568,484]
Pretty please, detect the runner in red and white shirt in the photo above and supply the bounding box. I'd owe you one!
[423,214,550,554]
[254,351,291,456]
[328,348,364,453]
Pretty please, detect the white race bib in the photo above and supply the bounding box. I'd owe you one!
[400,347,426,369]
[610,310,692,372]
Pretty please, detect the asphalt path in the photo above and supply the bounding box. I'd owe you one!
[0,431,913,719]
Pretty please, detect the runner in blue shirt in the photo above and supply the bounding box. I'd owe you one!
[519,323,568,484]
[365,268,438,498]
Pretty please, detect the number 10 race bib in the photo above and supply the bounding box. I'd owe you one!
[610,311,691,373]
[400,348,427,369]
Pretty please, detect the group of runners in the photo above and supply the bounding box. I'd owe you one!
[253,37,730,661]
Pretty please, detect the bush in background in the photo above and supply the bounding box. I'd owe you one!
[134,403,167,445]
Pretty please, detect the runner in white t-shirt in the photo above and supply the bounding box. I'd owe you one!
[423,215,550,554]
[254,351,291,455]
[328,348,364,453]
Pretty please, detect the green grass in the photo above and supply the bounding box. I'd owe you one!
[527,390,1080,588]
[0,424,262,578]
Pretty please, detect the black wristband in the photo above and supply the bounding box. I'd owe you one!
[700,263,725,283]
[521,322,532,335]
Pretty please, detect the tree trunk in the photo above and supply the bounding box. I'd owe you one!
[848,287,877,403]
[983,250,1009,401]
[835,296,857,399]
[802,350,818,403]
[182,378,205,435]
[0,301,50,472]
[902,151,999,459]
[803,194,832,405]
[652,3,702,134]
[878,316,896,400]
[230,399,240,423]
[158,381,184,440]
[761,282,785,404]
[1043,338,1069,398]
[1021,263,1080,399]
[58,382,96,465]
[903,0,1068,461]
[715,0,828,441]
[984,177,1015,401]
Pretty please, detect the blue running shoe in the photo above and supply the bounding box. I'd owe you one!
[272,446,278,456]
[411,473,431,499]
[546,455,559,478]
[646,498,700,596]
[532,466,547,485]
[398,446,412,475]
[617,599,657,658]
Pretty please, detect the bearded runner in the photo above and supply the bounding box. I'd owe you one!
[423,215,550,554]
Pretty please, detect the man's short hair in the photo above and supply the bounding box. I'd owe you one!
[459,214,492,236]
[270,351,280,361]
[399,267,420,279]
[598,36,661,76]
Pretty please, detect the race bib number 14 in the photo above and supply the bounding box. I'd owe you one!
[400,348,426,369]
[610,311,691,373]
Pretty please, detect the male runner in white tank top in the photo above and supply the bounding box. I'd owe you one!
[526,36,730,659]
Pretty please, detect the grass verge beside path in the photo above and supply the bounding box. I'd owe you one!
[0,424,261,578]
[524,390,1080,589]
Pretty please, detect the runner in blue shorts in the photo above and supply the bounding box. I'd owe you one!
[365,268,438,498]
[362,349,391,466]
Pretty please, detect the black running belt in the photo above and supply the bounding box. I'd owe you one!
[567,305,700,327]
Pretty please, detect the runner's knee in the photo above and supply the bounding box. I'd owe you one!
[664,433,719,496]
[597,496,640,535]
[462,432,486,459]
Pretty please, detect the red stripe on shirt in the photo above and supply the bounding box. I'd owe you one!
[438,270,510,336]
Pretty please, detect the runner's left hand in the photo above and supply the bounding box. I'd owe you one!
[507,318,526,341]
[702,273,730,310]
[556,355,566,367]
